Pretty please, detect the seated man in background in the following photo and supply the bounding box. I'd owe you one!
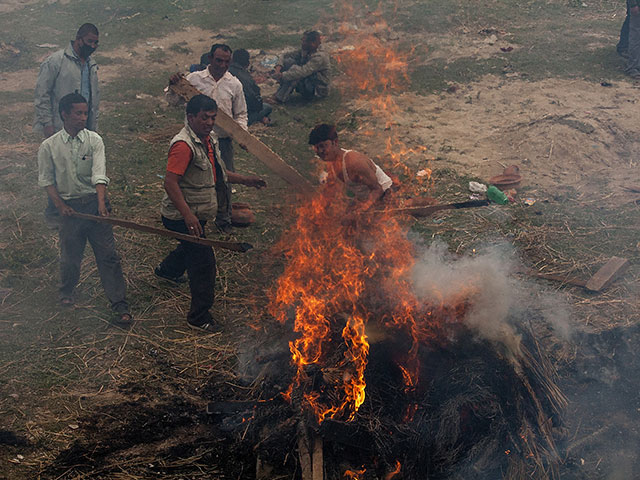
[37,93,131,325]
[228,49,273,126]
[308,123,393,213]
[273,31,330,104]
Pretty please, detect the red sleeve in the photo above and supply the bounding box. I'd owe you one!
[166,141,193,176]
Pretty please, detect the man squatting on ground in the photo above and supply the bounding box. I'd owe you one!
[273,30,330,104]
[156,94,266,332]
[625,0,640,78]
[308,123,393,214]
[228,48,273,126]
[37,93,131,324]
[34,23,101,226]
[171,44,248,173]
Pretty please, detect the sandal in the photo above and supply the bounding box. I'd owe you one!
[114,312,133,327]
[60,297,74,307]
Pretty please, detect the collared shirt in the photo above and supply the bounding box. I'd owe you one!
[185,69,248,137]
[38,128,109,200]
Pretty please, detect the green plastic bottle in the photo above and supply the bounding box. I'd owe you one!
[486,185,509,205]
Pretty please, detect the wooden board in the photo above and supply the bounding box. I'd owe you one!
[169,77,313,194]
[584,256,629,292]
[71,212,253,252]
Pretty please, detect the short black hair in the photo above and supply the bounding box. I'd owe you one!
[186,94,218,116]
[209,44,232,56]
[59,92,87,117]
[232,48,250,67]
[308,124,337,145]
[76,23,98,39]
[303,30,321,43]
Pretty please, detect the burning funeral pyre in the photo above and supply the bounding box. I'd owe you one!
[208,185,568,480]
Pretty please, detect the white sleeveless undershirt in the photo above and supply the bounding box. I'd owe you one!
[341,150,393,200]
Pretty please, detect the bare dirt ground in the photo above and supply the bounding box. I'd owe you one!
[352,77,640,205]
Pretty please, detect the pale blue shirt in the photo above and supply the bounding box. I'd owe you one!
[37,128,109,200]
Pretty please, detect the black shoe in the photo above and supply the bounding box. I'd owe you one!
[187,320,221,333]
[154,266,187,284]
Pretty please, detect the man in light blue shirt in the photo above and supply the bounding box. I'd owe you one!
[38,93,131,325]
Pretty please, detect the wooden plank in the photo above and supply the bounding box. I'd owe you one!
[70,212,253,252]
[584,256,629,292]
[214,109,314,193]
[168,78,313,194]
[312,435,324,480]
[297,425,313,480]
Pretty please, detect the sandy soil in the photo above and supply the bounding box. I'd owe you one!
[349,76,640,205]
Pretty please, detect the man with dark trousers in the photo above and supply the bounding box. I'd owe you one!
[156,94,265,332]
[37,93,131,325]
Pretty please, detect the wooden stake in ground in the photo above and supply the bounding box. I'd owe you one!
[168,77,314,194]
[70,212,253,253]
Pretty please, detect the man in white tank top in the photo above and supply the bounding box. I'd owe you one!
[309,124,393,213]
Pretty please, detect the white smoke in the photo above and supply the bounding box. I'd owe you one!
[410,239,571,357]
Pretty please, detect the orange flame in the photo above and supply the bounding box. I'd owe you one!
[384,460,402,480]
[344,467,367,479]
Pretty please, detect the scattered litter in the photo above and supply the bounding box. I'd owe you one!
[68,424,79,430]
[523,197,536,206]
[8,458,20,464]
[416,168,431,178]
[486,185,509,205]
[505,188,517,202]
[156,174,165,179]
[500,46,513,52]
[600,81,613,87]
[260,55,279,68]
[432,218,444,224]
[469,181,487,193]
[135,93,154,100]
[470,193,483,201]
[490,164,522,189]
[340,45,356,51]
[319,171,328,184]
[484,34,498,45]
[16,455,24,460]
[36,43,58,48]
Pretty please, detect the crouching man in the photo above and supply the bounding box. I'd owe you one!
[308,124,393,213]
[37,93,131,325]
[156,94,266,332]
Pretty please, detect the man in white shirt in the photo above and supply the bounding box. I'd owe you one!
[170,44,248,172]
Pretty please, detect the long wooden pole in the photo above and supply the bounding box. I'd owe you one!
[70,212,253,253]
[371,199,490,217]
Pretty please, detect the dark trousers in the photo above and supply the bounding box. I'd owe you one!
[218,137,234,172]
[618,7,630,53]
[159,216,216,325]
[248,103,273,126]
[59,195,129,314]
[628,10,640,75]
[275,76,318,103]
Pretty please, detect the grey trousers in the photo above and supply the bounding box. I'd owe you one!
[627,11,640,76]
[59,195,129,314]
[218,136,234,172]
